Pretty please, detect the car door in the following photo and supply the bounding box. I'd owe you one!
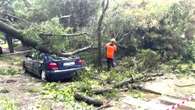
[25,56,34,73]
[32,60,43,76]
[31,52,43,76]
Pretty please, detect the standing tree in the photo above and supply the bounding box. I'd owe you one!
[97,0,109,68]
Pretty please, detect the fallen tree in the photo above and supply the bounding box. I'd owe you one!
[114,73,164,88]
[0,21,92,57]
[74,92,103,107]
[92,88,113,94]
[74,73,163,107]
[91,73,164,95]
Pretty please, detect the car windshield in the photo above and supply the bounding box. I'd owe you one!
[32,51,77,61]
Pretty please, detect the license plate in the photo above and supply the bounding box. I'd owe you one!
[63,62,75,66]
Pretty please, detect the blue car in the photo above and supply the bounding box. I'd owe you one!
[23,51,85,81]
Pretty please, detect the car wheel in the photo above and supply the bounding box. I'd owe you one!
[41,70,47,81]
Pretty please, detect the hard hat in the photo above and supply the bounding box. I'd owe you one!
[110,38,117,43]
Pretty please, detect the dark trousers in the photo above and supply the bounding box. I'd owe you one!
[0,47,2,54]
[107,58,114,71]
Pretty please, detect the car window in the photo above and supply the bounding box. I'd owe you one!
[31,51,42,60]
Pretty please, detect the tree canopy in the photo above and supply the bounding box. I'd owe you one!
[0,0,195,62]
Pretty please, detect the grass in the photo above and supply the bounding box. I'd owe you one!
[35,100,52,110]
[0,55,22,66]
[0,96,18,110]
[0,55,22,75]
[0,68,21,75]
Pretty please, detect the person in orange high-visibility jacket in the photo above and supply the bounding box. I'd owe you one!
[105,38,117,71]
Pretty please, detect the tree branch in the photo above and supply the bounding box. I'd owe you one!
[60,15,71,19]
[39,32,89,37]
[0,13,30,24]
[91,73,164,95]
[117,32,131,44]
[74,92,103,106]
[0,18,10,23]
[0,21,92,57]
[61,44,93,56]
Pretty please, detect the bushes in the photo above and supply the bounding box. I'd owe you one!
[183,41,195,62]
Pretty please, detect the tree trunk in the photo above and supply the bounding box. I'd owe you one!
[74,92,103,107]
[114,73,163,88]
[6,35,14,53]
[0,46,2,54]
[92,88,113,94]
[97,0,109,68]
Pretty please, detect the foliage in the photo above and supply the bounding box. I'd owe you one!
[0,68,20,75]
[0,97,18,110]
[105,0,195,62]
[117,49,161,73]
[12,0,98,27]
[23,17,92,52]
[183,41,195,62]
[35,101,52,110]
[0,55,22,66]
[136,49,161,72]
[171,63,195,75]
[75,67,101,94]
[1,0,195,109]
[4,0,195,64]
[0,32,5,40]
[2,0,195,63]
[42,82,95,110]
[128,90,144,99]
[23,18,70,51]
[42,83,76,102]
[0,55,21,75]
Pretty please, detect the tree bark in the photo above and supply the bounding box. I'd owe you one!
[0,21,91,56]
[97,0,109,68]
[6,34,14,53]
[74,92,103,107]
[92,88,113,94]
[0,46,2,54]
[0,18,10,23]
[114,73,163,88]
